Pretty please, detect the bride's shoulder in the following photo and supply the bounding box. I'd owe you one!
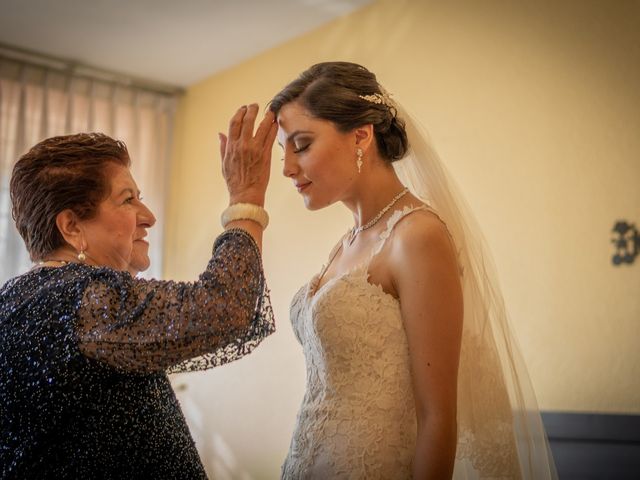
[391,205,449,238]
[387,206,455,261]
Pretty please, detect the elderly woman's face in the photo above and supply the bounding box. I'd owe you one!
[78,163,156,272]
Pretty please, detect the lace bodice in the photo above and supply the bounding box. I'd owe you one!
[282,207,425,479]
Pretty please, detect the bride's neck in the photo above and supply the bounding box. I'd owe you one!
[345,164,406,228]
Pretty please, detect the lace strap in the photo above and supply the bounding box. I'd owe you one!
[371,205,430,257]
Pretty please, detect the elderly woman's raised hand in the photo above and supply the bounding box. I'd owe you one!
[219,104,277,206]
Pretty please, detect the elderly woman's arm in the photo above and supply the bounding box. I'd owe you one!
[76,228,274,373]
[76,104,277,373]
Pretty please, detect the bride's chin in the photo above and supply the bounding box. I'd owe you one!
[303,200,317,211]
[304,198,333,211]
[303,195,324,211]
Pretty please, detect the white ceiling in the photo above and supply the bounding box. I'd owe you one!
[0,0,371,87]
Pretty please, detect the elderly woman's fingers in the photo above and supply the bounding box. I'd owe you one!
[262,119,278,162]
[240,104,260,141]
[228,105,248,140]
[220,103,276,205]
[254,110,276,148]
[218,133,228,163]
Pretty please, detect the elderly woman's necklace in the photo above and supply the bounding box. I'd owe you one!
[346,187,409,246]
[32,259,74,270]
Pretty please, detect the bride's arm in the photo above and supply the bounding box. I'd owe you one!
[389,211,463,479]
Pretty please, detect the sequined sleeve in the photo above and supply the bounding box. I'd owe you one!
[76,229,275,373]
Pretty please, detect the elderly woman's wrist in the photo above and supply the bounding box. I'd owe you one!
[229,191,265,207]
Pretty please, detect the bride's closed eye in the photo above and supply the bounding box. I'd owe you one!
[294,142,311,154]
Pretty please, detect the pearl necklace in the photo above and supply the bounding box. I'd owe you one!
[33,259,70,270]
[347,188,409,246]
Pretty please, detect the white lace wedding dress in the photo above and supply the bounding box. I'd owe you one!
[282,206,429,479]
[282,204,533,479]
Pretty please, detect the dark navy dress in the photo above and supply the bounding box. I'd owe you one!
[0,229,274,479]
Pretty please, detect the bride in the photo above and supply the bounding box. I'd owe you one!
[271,62,556,479]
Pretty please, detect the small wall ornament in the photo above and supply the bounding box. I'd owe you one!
[611,220,639,265]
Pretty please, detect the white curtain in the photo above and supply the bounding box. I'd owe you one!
[0,57,177,284]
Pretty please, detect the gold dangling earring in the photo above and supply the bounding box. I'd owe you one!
[356,148,363,173]
[77,242,86,262]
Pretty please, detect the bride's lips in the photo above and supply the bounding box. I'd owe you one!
[295,182,311,193]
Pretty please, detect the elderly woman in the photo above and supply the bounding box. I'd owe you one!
[0,104,277,478]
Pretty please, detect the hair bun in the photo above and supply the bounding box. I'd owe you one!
[375,115,409,162]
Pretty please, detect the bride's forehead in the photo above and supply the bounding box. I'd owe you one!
[278,103,313,125]
[277,107,322,140]
[278,106,338,135]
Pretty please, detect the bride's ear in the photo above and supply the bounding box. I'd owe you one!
[354,124,374,152]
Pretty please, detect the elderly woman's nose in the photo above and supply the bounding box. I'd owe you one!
[138,202,156,227]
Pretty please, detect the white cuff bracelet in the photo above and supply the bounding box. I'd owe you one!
[221,203,269,230]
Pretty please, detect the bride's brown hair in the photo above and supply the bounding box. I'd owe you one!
[270,62,409,163]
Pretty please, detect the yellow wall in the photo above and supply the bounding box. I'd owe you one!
[165,0,640,476]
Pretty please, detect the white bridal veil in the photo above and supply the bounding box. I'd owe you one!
[392,98,558,479]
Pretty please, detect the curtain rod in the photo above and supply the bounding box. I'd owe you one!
[0,42,184,96]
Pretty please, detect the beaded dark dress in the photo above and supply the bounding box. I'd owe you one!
[0,229,274,479]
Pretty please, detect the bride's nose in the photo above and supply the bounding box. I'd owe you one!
[282,150,299,178]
